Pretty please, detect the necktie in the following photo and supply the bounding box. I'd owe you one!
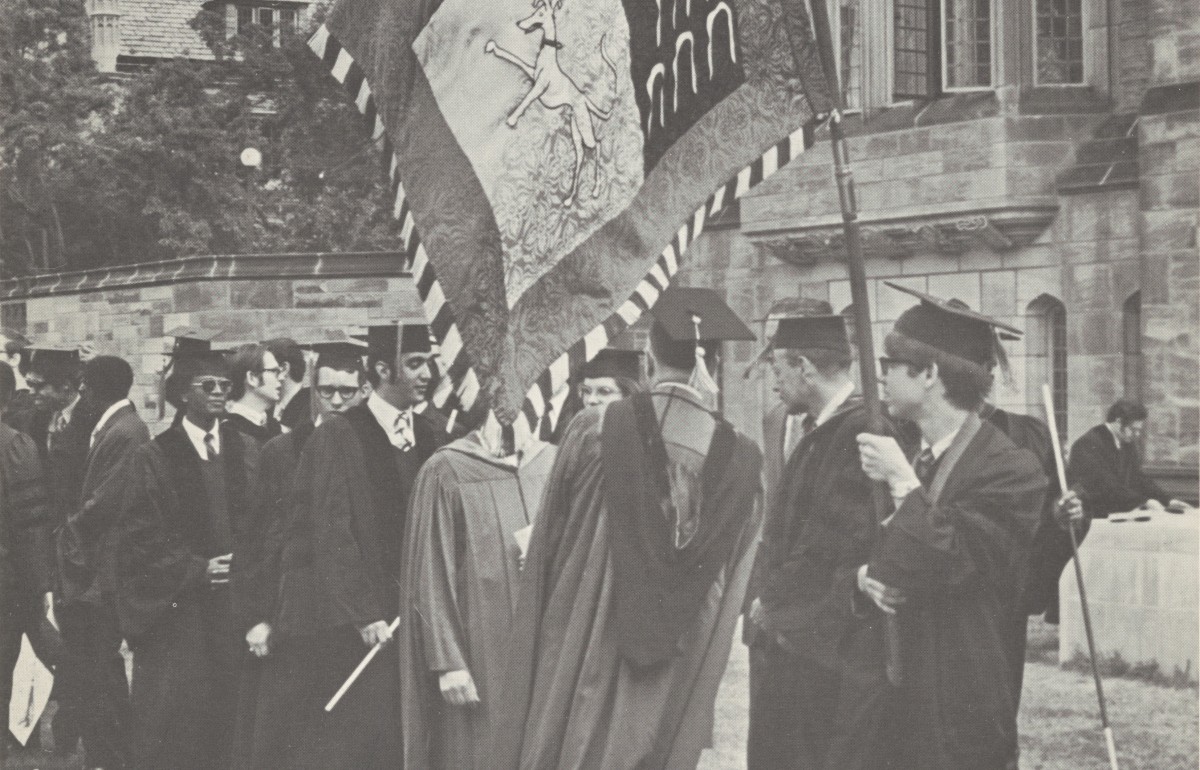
[48,410,68,452]
[204,432,219,461]
[912,447,936,486]
[393,412,414,452]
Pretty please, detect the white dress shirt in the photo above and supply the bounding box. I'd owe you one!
[367,392,415,451]
[181,416,221,459]
[226,400,269,427]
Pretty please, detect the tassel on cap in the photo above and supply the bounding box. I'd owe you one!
[687,313,721,398]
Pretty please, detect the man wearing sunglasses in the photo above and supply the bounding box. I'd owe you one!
[113,348,258,769]
[226,343,285,446]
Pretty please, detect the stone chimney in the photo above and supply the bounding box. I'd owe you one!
[85,0,121,73]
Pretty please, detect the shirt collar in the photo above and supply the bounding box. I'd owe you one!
[90,399,131,446]
[57,394,80,424]
[181,415,220,459]
[227,400,268,427]
[1105,423,1123,449]
[923,415,968,461]
[367,392,409,431]
[814,381,856,428]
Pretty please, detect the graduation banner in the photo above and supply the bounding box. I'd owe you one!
[309,0,831,435]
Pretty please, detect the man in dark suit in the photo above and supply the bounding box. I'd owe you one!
[0,362,55,763]
[58,356,150,770]
[267,338,312,431]
[115,347,259,769]
[1069,399,1183,518]
[0,329,35,433]
[857,286,1048,769]
[273,323,448,769]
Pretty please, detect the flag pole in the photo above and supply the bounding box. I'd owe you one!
[804,0,902,687]
[324,617,400,712]
[1041,385,1119,770]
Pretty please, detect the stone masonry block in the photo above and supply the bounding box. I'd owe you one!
[1066,262,1114,308]
[1016,266,1063,307]
[876,276,927,321]
[927,272,981,308]
[980,270,1017,316]
[231,280,292,310]
[175,282,230,312]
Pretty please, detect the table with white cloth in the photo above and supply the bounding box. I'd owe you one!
[1059,508,1199,683]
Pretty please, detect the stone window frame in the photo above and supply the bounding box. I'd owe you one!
[224,3,304,47]
[1025,293,1068,438]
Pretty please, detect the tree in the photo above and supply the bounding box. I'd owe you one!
[0,2,399,278]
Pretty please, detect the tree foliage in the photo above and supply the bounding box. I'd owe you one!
[0,1,398,278]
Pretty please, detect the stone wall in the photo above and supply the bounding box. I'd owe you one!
[0,253,418,433]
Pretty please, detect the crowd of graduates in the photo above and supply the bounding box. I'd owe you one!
[0,283,1186,770]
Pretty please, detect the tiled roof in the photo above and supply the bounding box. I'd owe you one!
[119,0,214,61]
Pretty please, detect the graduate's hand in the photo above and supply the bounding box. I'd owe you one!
[246,622,271,657]
[856,434,919,490]
[1141,498,1165,512]
[439,670,480,706]
[1054,491,1085,528]
[857,565,906,615]
[359,619,393,647]
[206,553,232,585]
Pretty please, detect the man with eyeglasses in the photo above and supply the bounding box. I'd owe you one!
[232,340,368,768]
[113,346,258,769]
[226,343,285,445]
[855,286,1048,770]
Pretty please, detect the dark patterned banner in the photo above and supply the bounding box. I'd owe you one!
[311,0,830,435]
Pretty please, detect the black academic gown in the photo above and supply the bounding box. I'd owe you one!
[224,411,284,448]
[116,421,257,770]
[278,388,311,431]
[273,402,447,770]
[752,399,911,770]
[869,414,1046,770]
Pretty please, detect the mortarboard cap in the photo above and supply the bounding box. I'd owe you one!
[884,282,1021,374]
[165,327,224,357]
[648,287,755,343]
[25,345,82,378]
[744,298,835,378]
[354,325,397,361]
[580,348,643,381]
[400,324,436,355]
[302,331,368,367]
[771,315,851,354]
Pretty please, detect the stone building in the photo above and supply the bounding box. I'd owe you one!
[4,0,1195,492]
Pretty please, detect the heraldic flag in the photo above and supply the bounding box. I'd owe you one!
[310,0,831,435]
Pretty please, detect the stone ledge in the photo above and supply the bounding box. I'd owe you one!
[0,251,408,301]
[748,202,1059,266]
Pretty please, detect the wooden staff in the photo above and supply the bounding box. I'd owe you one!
[324,617,400,712]
[1041,384,1119,770]
[805,0,902,686]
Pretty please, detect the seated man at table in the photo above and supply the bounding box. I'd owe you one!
[1068,399,1188,518]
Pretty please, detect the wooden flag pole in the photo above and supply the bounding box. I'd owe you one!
[324,617,400,712]
[1041,385,1119,770]
[805,0,902,687]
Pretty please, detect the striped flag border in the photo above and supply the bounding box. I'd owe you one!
[309,24,817,441]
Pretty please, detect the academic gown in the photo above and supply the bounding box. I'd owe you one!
[868,413,1046,770]
[231,421,314,770]
[116,421,258,770]
[491,394,762,770]
[753,399,910,770]
[273,403,448,769]
[400,435,556,769]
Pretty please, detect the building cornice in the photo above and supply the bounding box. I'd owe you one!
[0,251,408,300]
[751,203,1059,266]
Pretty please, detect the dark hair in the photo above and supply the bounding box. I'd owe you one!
[0,362,14,408]
[227,343,268,400]
[884,334,992,411]
[266,338,306,384]
[779,347,853,376]
[2,338,23,358]
[164,354,228,410]
[1107,399,1148,425]
[83,356,134,404]
[315,352,366,384]
[648,319,717,374]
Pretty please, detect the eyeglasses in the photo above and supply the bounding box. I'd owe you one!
[878,357,918,373]
[193,377,233,395]
[316,385,362,400]
[260,366,283,378]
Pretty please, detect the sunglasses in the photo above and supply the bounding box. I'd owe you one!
[193,377,233,395]
[315,385,362,400]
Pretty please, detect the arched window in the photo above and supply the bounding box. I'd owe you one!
[1123,291,1142,399]
[1026,294,1067,436]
